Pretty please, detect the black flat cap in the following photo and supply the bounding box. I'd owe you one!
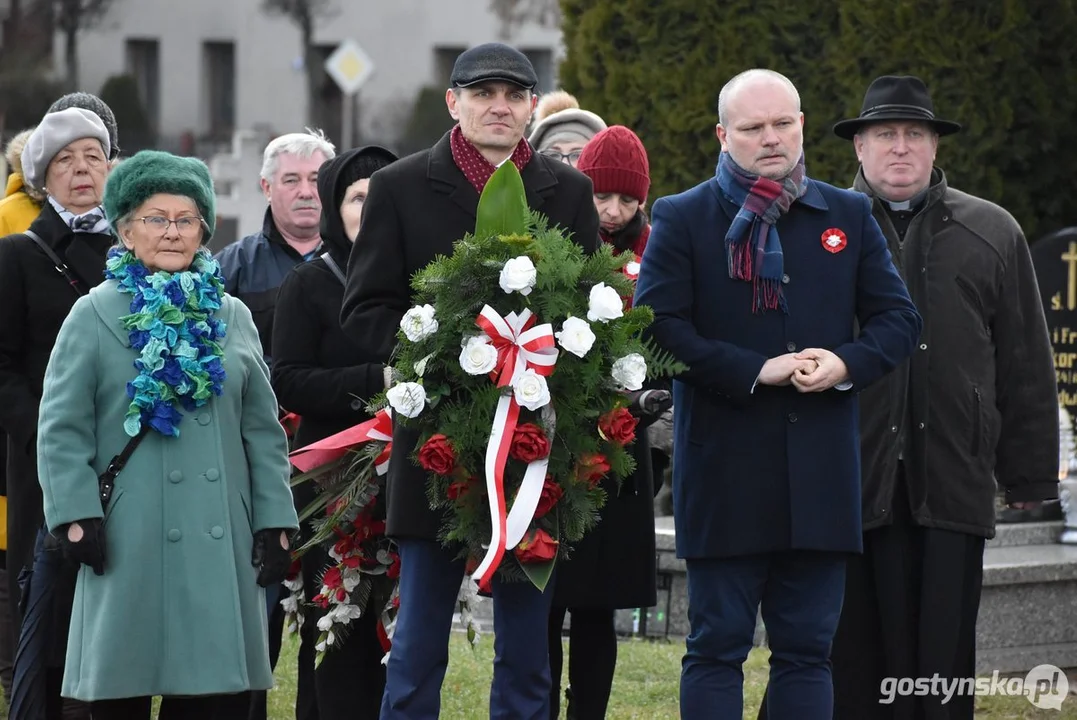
[450,43,538,90]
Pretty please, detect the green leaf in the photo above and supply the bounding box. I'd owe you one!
[475,162,529,239]
[520,556,557,592]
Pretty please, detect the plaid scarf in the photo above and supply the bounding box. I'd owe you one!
[449,124,533,195]
[716,151,808,313]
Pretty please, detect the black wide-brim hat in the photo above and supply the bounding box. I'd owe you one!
[833,75,962,140]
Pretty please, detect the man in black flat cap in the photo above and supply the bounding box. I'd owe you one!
[836,76,1057,719]
[340,43,599,719]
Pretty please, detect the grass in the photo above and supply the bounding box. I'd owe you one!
[264,632,1077,719]
[0,631,1063,718]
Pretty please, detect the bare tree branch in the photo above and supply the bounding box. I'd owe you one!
[51,0,115,90]
[489,0,561,35]
[261,0,340,129]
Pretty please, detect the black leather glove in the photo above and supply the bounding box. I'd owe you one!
[60,519,106,576]
[628,389,673,418]
[251,528,292,588]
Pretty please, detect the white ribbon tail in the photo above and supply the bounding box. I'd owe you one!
[504,455,549,550]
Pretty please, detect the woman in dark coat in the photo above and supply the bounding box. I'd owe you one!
[547,126,672,719]
[0,108,116,720]
[271,145,398,720]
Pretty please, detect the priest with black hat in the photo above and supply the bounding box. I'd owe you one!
[340,42,599,719]
[761,74,1059,720]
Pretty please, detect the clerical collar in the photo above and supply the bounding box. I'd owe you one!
[879,186,929,212]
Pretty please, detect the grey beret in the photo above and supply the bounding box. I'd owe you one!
[450,43,538,90]
[21,107,110,191]
[49,92,121,159]
[528,109,607,152]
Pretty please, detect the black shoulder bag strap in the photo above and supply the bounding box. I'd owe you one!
[98,426,150,509]
[320,252,348,286]
[24,229,87,296]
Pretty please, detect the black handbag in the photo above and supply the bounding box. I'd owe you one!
[98,426,150,509]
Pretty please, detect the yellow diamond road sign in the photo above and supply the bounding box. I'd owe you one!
[325,39,374,95]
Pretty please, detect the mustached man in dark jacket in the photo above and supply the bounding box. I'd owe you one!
[271,145,398,720]
[823,76,1057,720]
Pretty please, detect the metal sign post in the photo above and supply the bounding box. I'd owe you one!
[324,39,375,148]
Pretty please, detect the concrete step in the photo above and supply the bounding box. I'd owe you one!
[987,521,1063,548]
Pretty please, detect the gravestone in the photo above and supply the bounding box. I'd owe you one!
[1033,227,1077,418]
[207,128,272,252]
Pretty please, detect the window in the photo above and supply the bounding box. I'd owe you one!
[125,38,160,133]
[520,48,554,93]
[203,41,235,140]
[434,46,467,87]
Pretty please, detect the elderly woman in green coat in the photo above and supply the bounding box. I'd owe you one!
[35,150,299,720]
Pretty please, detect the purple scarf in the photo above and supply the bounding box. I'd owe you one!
[716,151,807,313]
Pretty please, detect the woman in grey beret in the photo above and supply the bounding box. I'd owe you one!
[0,106,117,720]
[35,150,298,719]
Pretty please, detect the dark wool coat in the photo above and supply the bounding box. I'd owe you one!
[341,130,600,541]
[853,168,1059,538]
[634,176,922,559]
[553,218,660,610]
[0,203,112,610]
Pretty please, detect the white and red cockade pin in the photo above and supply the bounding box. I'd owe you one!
[622,254,642,280]
[821,228,847,253]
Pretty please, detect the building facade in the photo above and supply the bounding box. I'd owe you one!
[60,0,563,151]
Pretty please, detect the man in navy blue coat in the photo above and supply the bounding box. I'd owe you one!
[633,69,922,719]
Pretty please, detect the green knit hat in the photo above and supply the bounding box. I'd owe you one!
[104,150,217,242]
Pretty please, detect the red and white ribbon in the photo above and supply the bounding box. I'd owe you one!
[471,305,558,591]
[289,408,394,475]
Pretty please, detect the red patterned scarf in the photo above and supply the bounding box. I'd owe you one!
[449,124,533,195]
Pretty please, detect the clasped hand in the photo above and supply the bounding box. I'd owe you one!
[758,348,849,393]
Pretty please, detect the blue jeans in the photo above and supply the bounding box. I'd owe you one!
[381,539,555,720]
[681,550,846,720]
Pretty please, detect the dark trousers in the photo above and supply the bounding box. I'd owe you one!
[302,544,385,719]
[90,692,250,719]
[247,582,318,720]
[831,492,984,720]
[681,550,845,720]
[757,484,985,720]
[547,606,617,720]
[381,538,555,720]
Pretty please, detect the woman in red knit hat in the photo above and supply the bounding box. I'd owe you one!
[547,125,672,719]
[576,125,652,259]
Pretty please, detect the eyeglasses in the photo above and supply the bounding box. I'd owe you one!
[539,149,583,165]
[134,216,205,235]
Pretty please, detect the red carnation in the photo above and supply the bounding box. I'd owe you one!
[534,475,564,519]
[387,552,401,579]
[510,423,551,463]
[599,407,638,446]
[368,520,386,537]
[577,454,611,487]
[418,434,457,476]
[335,587,348,602]
[514,528,559,564]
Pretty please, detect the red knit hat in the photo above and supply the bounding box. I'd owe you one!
[576,125,650,204]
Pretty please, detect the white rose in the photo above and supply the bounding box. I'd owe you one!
[400,304,439,342]
[513,369,551,411]
[587,282,624,323]
[555,316,596,359]
[611,353,647,391]
[386,382,427,418]
[459,335,500,375]
[499,256,537,296]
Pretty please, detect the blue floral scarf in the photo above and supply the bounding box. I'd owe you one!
[104,247,227,437]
